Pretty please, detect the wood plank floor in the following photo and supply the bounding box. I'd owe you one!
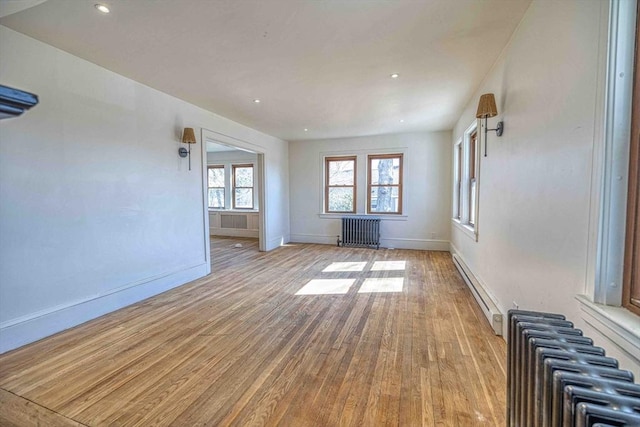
[0,238,506,426]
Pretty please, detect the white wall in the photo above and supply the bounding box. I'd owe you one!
[289,132,451,250]
[0,26,289,353]
[450,0,639,376]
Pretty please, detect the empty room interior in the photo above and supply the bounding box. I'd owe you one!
[0,0,639,426]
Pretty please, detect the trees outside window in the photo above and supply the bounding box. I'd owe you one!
[325,156,356,213]
[207,165,225,208]
[368,154,403,214]
[233,164,254,209]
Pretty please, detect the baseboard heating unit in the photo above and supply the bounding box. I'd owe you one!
[507,309,640,426]
[338,216,380,249]
[452,254,503,335]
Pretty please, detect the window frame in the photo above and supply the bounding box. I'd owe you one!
[468,130,478,227]
[367,153,403,215]
[232,164,254,210]
[324,156,357,214]
[453,121,479,238]
[454,140,463,220]
[622,2,640,316]
[207,165,225,209]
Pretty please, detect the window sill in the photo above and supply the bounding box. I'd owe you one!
[209,209,260,213]
[575,294,640,364]
[452,219,477,241]
[318,213,408,221]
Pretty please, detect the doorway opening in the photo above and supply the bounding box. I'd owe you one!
[200,129,267,269]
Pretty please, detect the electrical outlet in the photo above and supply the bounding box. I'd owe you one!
[512,301,519,309]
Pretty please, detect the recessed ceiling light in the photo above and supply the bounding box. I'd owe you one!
[304,128,308,132]
[399,119,404,123]
[390,73,399,79]
[95,4,110,13]
[253,99,261,104]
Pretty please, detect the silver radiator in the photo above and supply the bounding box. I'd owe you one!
[507,309,640,427]
[338,216,380,249]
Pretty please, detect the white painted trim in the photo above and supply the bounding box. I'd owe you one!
[0,262,209,354]
[450,244,503,335]
[290,233,338,246]
[200,128,211,275]
[452,219,476,240]
[576,295,640,367]
[318,213,408,221]
[592,0,637,305]
[266,234,288,251]
[202,129,268,252]
[318,147,409,216]
[289,233,450,251]
[211,229,259,238]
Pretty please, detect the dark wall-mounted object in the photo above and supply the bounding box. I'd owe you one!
[0,85,39,120]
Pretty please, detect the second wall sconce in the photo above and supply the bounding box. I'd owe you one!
[179,127,197,170]
[476,93,504,157]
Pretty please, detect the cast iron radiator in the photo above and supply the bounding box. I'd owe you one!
[338,216,380,249]
[507,309,640,427]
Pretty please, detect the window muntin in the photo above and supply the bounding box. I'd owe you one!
[325,156,356,213]
[207,165,225,209]
[367,154,403,214]
[233,164,254,209]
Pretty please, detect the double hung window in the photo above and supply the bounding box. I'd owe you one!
[325,156,356,213]
[233,164,254,209]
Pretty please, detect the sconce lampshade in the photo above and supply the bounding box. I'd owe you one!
[476,93,498,119]
[182,127,196,144]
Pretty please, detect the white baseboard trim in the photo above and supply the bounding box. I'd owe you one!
[0,262,209,354]
[290,233,338,246]
[266,234,288,251]
[211,228,259,238]
[289,233,450,251]
[450,246,503,336]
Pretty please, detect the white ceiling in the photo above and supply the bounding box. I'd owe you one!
[0,0,531,141]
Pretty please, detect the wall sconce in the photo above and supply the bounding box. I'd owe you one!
[179,127,197,170]
[475,93,504,157]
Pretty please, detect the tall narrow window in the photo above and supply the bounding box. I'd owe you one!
[233,164,254,209]
[468,131,478,226]
[368,154,403,214]
[454,141,462,220]
[623,9,640,316]
[208,165,225,208]
[325,156,356,213]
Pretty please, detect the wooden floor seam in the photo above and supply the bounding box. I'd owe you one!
[0,237,507,426]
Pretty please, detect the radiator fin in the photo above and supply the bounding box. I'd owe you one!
[339,216,380,249]
[507,309,640,427]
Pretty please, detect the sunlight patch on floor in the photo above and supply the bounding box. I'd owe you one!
[295,279,356,295]
[358,277,404,293]
[371,260,406,271]
[322,262,367,272]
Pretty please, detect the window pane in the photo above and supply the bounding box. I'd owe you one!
[328,187,354,212]
[370,186,399,213]
[208,167,224,187]
[208,189,225,208]
[470,179,476,225]
[371,158,400,185]
[328,160,355,185]
[234,188,253,208]
[235,166,253,187]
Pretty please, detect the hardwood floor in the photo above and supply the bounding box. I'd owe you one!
[0,238,506,426]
